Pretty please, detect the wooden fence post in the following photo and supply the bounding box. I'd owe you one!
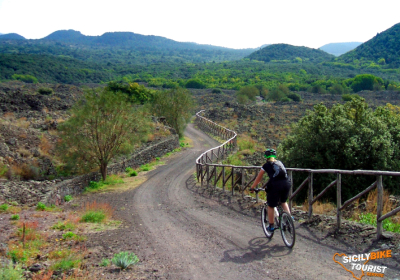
[376,175,383,239]
[222,166,225,192]
[336,173,342,230]
[288,170,293,212]
[308,172,313,219]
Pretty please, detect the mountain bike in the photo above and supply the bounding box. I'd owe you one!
[254,188,296,248]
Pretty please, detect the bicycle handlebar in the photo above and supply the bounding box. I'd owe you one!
[251,188,265,193]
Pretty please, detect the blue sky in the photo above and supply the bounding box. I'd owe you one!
[0,0,399,49]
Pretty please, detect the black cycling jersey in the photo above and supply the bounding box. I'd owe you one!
[261,160,288,182]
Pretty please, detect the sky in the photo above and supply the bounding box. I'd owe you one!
[0,0,399,49]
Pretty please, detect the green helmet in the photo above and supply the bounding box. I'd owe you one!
[264,148,277,159]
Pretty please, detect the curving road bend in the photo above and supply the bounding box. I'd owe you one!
[97,123,398,279]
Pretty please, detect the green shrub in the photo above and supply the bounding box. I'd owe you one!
[80,210,106,223]
[11,74,38,83]
[64,195,72,202]
[155,157,160,161]
[211,88,222,93]
[38,87,54,95]
[52,221,76,231]
[100,258,110,267]
[36,202,47,211]
[62,232,77,239]
[0,203,9,211]
[51,257,81,271]
[0,262,25,280]
[125,167,138,177]
[287,92,302,102]
[185,79,205,89]
[111,251,139,270]
[140,164,150,172]
[11,214,19,220]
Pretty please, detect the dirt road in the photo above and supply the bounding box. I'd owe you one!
[87,123,399,279]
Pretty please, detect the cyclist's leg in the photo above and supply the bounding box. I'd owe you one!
[267,185,279,227]
[279,180,291,215]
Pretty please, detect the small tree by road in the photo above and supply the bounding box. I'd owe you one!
[57,88,149,180]
[152,88,195,138]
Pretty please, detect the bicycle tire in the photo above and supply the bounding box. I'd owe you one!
[261,204,274,239]
[280,211,296,248]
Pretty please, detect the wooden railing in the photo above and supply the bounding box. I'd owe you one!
[195,110,400,239]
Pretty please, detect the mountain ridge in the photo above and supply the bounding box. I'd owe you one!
[319,42,362,56]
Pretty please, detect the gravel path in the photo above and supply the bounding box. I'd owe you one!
[83,123,399,279]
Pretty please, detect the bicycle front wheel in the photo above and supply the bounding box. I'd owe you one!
[280,211,295,248]
[261,205,274,239]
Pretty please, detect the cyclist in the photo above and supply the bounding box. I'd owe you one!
[250,148,292,232]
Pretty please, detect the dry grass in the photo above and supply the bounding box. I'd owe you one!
[39,135,54,156]
[81,201,114,220]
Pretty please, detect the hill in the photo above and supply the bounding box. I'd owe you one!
[246,43,334,63]
[0,33,26,40]
[319,42,362,56]
[337,22,400,68]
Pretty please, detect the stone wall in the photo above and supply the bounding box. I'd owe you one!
[0,134,179,206]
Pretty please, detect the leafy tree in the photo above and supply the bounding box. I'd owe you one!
[329,84,345,95]
[107,81,155,104]
[267,84,289,101]
[287,92,302,102]
[57,88,149,180]
[185,79,205,89]
[152,88,195,137]
[347,74,384,92]
[279,96,400,200]
[12,74,38,83]
[236,86,258,103]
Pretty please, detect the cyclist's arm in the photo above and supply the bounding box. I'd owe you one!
[250,169,265,191]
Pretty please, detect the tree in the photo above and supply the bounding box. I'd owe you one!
[185,79,206,89]
[236,86,258,104]
[348,74,384,92]
[278,96,400,200]
[107,81,155,104]
[57,88,150,181]
[152,88,195,137]
[267,84,289,101]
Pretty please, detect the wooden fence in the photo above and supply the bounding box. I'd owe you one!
[195,110,400,239]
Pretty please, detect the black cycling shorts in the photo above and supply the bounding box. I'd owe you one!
[267,179,291,208]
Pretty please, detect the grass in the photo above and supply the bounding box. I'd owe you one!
[111,251,139,270]
[85,174,124,192]
[80,201,114,224]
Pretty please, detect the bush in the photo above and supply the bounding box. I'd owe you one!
[0,203,9,211]
[80,210,106,223]
[38,87,54,95]
[125,167,138,177]
[62,232,77,239]
[185,79,205,89]
[36,202,47,211]
[211,88,222,93]
[0,262,25,280]
[112,252,139,270]
[287,92,302,102]
[11,214,19,220]
[11,74,38,83]
[100,258,111,267]
[64,195,72,202]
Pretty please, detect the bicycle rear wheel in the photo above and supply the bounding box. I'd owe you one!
[280,211,295,248]
[261,204,274,239]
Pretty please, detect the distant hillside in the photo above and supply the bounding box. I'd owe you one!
[319,42,362,56]
[337,22,400,68]
[0,33,26,40]
[0,29,254,65]
[246,43,334,63]
[42,29,255,54]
